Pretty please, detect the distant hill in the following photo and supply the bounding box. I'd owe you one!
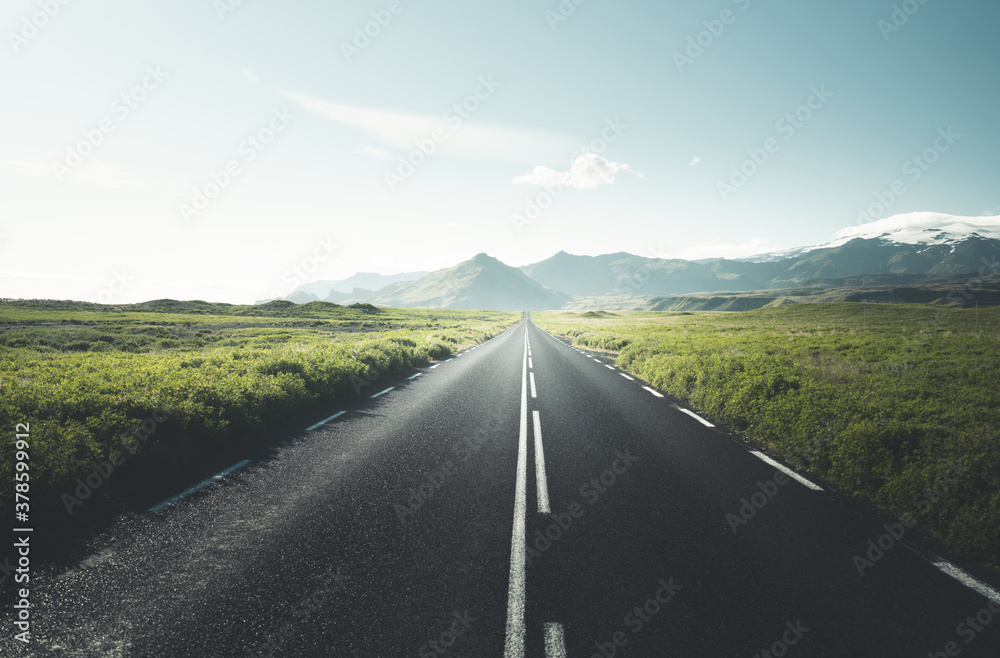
[291,271,429,301]
[370,253,571,311]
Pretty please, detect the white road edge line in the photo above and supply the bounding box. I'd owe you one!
[408,373,422,380]
[145,459,251,515]
[533,410,550,514]
[620,373,634,381]
[430,364,440,369]
[504,329,529,657]
[543,622,567,658]
[593,358,602,363]
[642,386,664,398]
[933,560,1000,605]
[605,365,615,370]
[529,372,537,398]
[370,386,394,398]
[306,410,346,432]
[677,407,715,428]
[750,451,823,491]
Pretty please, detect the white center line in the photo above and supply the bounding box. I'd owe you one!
[620,373,634,381]
[370,386,394,398]
[750,451,823,491]
[529,357,534,369]
[533,410,550,514]
[529,372,537,398]
[504,330,529,657]
[543,622,567,657]
[642,386,664,398]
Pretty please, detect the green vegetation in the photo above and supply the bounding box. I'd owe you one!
[0,300,518,519]
[534,304,1000,571]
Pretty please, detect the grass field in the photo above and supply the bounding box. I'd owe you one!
[0,300,519,521]
[533,304,1000,572]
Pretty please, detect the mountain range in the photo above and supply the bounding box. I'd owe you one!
[268,213,1000,311]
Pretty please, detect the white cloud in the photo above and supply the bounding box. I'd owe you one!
[673,237,771,260]
[689,156,701,166]
[282,91,577,163]
[511,153,642,190]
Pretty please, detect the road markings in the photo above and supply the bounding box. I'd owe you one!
[306,410,346,432]
[529,357,534,369]
[533,410,550,514]
[933,560,1000,605]
[605,364,615,370]
[145,460,251,516]
[543,623,567,657]
[642,386,664,398]
[529,372,537,398]
[504,330,529,656]
[750,451,823,491]
[593,358,602,363]
[620,373,635,381]
[445,358,454,362]
[676,406,714,428]
[431,364,441,369]
[370,386,394,398]
[408,373,422,380]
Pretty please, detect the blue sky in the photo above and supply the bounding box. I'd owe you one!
[1,0,998,303]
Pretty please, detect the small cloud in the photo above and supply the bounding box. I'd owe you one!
[674,237,771,260]
[512,153,642,190]
[358,145,393,161]
[689,156,701,166]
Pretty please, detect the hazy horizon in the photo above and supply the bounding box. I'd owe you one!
[2,1,998,303]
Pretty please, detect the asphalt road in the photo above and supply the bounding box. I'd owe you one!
[6,314,1000,656]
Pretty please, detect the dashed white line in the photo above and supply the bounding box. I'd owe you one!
[529,372,537,398]
[504,331,529,656]
[408,373,422,380]
[431,364,441,369]
[593,358,602,363]
[676,406,714,428]
[620,373,634,381]
[533,410,550,514]
[933,560,1000,605]
[145,460,251,515]
[750,451,823,491]
[370,386,394,398]
[543,623,567,657]
[642,386,664,398]
[306,410,346,432]
[529,357,534,369]
[605,365,615,370]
